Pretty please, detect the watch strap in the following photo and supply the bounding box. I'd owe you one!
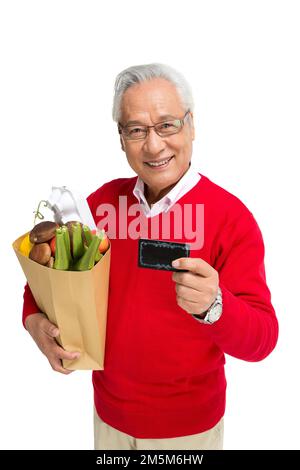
[192,287,222,323]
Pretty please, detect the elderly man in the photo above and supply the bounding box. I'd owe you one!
[23,63,278,450]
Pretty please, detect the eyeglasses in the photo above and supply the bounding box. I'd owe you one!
[118,110,190,141]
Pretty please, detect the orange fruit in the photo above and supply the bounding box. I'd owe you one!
[99,235,110,254]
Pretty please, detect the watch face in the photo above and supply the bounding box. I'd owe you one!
[208,303,222,323]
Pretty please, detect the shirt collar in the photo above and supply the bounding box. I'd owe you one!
[133,176,147,206]
[163,164,198,205]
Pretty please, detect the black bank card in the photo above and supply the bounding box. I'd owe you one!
[138,239,190,272]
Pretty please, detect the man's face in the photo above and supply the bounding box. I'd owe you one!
[119,78,195,194]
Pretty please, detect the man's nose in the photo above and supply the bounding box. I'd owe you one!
[143,127,166,154]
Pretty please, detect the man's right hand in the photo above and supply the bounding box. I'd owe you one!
[25,313,81,375]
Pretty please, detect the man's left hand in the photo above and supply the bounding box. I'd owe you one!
[171,258,219,316]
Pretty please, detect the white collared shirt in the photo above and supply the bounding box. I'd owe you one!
[133,164,201,218]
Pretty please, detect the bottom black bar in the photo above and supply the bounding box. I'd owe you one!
[0,450,299,466]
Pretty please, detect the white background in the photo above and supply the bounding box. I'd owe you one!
[0,0,299,450]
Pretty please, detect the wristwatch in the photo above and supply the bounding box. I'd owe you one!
[192,287,223,324]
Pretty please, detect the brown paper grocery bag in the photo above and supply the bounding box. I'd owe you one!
[13,232,110,370]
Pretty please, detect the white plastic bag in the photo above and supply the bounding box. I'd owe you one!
[44,186,96,229]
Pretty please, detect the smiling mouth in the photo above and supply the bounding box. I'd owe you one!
[144,156,174,168]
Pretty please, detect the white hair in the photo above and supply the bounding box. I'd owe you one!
[112,63,194,122]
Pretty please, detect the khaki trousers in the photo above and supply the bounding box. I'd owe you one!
[94,408,224,450]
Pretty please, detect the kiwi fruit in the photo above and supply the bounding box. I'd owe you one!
[30,221,57,244]
[29,243,52,265]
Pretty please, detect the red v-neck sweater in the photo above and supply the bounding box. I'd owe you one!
[22,174,278,439]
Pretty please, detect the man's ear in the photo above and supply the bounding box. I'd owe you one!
[189,112,195,141]
[120,136,125,152]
